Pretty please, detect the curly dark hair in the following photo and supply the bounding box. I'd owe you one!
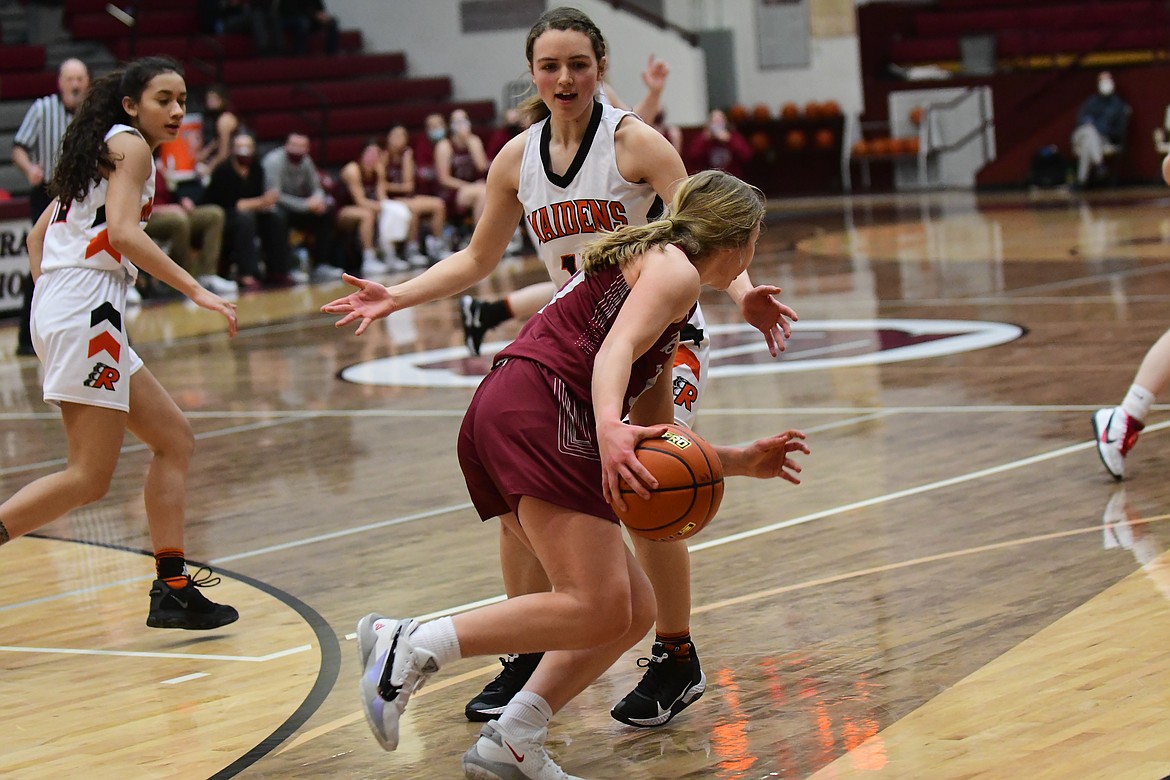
[49,57,184,204]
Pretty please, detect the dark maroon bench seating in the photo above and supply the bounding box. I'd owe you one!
[0,45,48,74]
[107,30,364,62]
[227,77,452,114]
[0,70,57,101]
[248,100,496,148]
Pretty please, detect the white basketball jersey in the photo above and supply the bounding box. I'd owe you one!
[518,100,661,287]
[41,124,155,283]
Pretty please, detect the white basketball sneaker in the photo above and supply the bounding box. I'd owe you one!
[356,613,438,751]
[462,721,584,780]
[1092,407,1144,480]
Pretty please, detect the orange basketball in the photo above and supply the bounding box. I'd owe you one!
[752,103,772,122]
[780,102,800,120]
[728,103,748,124]
[909,105,925,126]
[785,128,807,151]
[804,101,823,119]
[851,139,870,156]
[615,425,724,542]
[814,128,835,149]
[902,136,920,154]
[821,100,842,117]
[750,130,771,152]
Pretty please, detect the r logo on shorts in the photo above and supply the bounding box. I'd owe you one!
[84,362,121,391]
[673,375,698,412]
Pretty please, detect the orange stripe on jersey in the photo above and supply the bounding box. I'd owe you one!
[675,344,700,379]
[88,331,121,362]
[85,229,122,263]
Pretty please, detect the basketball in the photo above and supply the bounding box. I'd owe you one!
[814,128,836,150]
[615,425,724,542]
[785,128,807,151]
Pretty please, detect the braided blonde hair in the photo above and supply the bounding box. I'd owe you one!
[580,170,765,274]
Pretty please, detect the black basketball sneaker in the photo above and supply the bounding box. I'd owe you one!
[146,568,239,630]
[464,651,544,721]
[610,641,706,727]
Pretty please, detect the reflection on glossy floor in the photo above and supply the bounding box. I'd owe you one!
[3,187,1170,779]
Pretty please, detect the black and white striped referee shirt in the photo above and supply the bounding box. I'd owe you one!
[13,94,73,181]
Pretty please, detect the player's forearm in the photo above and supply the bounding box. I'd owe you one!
[389,248,493,309]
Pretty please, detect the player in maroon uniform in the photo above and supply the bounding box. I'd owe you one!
[327,169,809,780]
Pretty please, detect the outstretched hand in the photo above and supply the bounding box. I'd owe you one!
[320,273,396,335]
[739,285,797,357]
[190,287,238,338]
[724,429,809,484]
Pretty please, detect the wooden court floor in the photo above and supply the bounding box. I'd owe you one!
[3,187,1170,779]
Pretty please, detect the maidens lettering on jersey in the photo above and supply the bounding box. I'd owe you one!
[526,199,628,244]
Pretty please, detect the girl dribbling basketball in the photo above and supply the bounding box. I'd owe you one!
[324,6,799,736]
[336,169,809,779]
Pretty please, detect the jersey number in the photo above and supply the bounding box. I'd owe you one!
[560,253,578,275]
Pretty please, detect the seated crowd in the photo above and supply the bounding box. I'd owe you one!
[137,88,510,300]
[139,70,763,301]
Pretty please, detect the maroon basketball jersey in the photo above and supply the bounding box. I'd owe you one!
[495,264,693,417]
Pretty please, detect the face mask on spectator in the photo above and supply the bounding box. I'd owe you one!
[451,118,472,134]
[1099,78,1115,96]
[709,120,727,135]
[427,128,446,143]
[286,151,306,164]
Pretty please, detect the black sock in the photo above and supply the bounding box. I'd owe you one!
[656,632,693,661]
[479,299,513,330]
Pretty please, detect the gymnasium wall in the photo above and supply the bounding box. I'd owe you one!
[662,0,865,116]
[327,0,710,124]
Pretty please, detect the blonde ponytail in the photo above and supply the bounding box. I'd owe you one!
[580,170,765,274]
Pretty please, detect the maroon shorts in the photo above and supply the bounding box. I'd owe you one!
[458,358,618,524]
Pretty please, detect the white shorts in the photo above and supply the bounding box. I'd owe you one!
[30,267,143,412]
[671,304,710,429]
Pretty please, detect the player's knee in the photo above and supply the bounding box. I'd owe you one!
[69,468,114,505]
[151,418,195,462]
[588,586,635,644]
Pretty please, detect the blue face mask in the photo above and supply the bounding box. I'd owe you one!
[427,128,446,143]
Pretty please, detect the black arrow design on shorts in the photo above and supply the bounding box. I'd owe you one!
[90,301,122,331]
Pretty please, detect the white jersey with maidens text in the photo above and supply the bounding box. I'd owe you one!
[518,100,661,287]
[40,124,155,284]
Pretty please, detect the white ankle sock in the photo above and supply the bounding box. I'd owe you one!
[1122,384,1154,423]
[497,691,552,742]
[410,616,462,668]
[363,248,378,264]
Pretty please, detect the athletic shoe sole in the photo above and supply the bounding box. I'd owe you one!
[611,671,707,728]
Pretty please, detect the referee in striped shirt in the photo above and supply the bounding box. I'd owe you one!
[11,58,89,356]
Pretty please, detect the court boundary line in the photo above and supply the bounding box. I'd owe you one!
[4,418,1162,612]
